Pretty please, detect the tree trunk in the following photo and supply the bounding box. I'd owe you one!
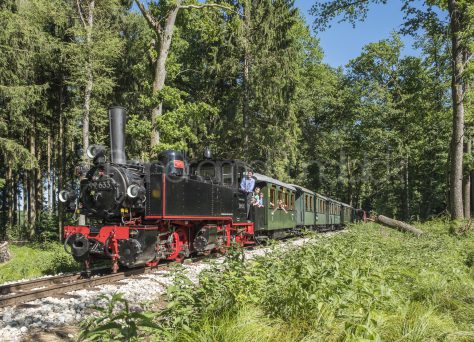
[23,172,28,236]
[242,0,251,154]
[347,155,353,206]
[28,128,36,240]
[463,138,471,218]
[58,81,65,242]
[403,154,410,221]
[82,0,94,158]
[13,172,18,227]
[448,0,465,220]
[135,0,230,149]
[375,215,423,236]
[0,242,10,264]
[5,163,13,240]
[149,0,182,148]
[47,131,52,212]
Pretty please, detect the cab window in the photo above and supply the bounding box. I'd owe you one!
[197,162,215,178]
[221,163,233,185]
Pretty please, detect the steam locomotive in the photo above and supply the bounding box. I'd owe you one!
[61,107,362,272]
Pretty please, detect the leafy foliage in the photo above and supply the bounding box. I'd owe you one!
[80,221,474,341]
[0,242,80,283]
[79,293,159,342]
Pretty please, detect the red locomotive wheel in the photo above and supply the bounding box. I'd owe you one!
[167,227,189,262]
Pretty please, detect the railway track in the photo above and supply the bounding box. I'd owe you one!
[0,235,311,309]
[0,265,168,309]
[0,254,215,309]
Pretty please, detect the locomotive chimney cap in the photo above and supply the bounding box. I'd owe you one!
[203,147,212,159]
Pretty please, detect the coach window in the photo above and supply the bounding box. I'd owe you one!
[284,192,289,208]
[310,197,313,212]
[270,187,276,208]
[291,193,295,210]
[221,163,233,186]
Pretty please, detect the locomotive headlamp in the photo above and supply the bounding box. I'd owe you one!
[127,184,143,199]
[86,144,106,159]
[59,190,77,203]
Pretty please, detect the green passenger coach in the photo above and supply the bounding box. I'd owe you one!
[248,173,354,237]
[251,173,297,238]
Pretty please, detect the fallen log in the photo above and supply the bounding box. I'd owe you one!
[375,215,423,236]
[0,241,10,263]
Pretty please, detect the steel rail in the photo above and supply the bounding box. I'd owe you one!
[0,256,210,308]
[0,266,163,308]
[0,267,111,297]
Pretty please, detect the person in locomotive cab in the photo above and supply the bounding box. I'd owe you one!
[240,170,255,218]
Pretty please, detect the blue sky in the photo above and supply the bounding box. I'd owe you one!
[295,0,418,67]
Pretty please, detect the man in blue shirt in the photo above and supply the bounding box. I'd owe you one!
[240,170,255,218]
[240,170,255,193]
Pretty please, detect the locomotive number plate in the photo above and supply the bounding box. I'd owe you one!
[97,180,113,190]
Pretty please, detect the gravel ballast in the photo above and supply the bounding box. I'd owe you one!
[0,234,339,342]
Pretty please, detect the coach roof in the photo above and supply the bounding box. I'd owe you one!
[253,173,296,191]
[289,184,315,195]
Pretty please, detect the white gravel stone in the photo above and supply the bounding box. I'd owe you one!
[0,233,342,342]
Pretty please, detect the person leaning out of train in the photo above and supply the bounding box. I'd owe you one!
[252,187,261,205]
[240,170,255,218]
[257,192,264,207]
[272,199,288,214]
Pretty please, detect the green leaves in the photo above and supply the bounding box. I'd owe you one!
[79,293,160,341]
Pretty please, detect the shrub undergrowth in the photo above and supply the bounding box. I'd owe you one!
[81,220,474,341]
[0,242,80,283]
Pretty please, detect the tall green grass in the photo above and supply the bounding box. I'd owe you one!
[81,220,474,341]
[0,242,80,283]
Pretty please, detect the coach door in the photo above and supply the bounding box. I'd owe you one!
[326,200,330,226]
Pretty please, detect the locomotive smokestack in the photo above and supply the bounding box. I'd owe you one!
[109,106,127,164]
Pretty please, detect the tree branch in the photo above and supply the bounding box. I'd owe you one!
[76,0,87,28]
[134,0,162,34]
[179,3,242,17]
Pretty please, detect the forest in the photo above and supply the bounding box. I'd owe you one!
[0,0,473,241]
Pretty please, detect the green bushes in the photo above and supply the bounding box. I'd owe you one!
[0,242,80,283]
[82,221,474,341]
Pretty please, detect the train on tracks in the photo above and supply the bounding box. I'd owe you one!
[60,107,365,272]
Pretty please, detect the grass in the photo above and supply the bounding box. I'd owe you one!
[80,220,474,341]
[0,242,81,284]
